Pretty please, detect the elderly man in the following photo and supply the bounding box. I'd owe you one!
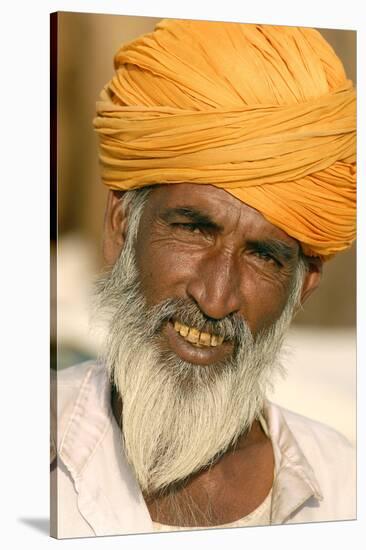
[51,19,356,538]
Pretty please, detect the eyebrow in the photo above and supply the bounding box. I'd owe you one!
[159,206,222,229]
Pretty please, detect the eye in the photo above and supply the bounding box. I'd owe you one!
[172,223,203,235]
[251,250,282,267]
[254,250,274,261]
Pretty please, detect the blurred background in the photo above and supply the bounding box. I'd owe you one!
[51,13,356,443]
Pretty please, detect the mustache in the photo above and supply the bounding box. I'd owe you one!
[145,297,252,343]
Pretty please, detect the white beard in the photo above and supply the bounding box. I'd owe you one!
[94,209,305,498]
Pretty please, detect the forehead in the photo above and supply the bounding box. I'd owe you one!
[145,183,298,247]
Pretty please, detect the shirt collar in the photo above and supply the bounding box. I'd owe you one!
[58,362,113,482]
[264,401,323,523]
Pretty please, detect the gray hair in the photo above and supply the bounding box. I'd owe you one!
[120,187,152,250]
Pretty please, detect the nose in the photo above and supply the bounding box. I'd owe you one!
[186,248,242,320]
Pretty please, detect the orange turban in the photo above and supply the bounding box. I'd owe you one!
[94,19,356,259]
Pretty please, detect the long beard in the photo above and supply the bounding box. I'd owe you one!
[93,236,304,499]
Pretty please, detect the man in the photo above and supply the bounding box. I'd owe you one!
[50,19,356,538]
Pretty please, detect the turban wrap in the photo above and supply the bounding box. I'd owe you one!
[94,19,356,259]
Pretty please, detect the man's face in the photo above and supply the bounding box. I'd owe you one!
[96,183,308,499]
[134,183,301,366]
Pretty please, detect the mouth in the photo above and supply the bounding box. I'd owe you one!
[162,319,233,366]
[172,320,225,347]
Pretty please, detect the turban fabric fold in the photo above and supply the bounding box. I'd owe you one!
[94,19,356,258]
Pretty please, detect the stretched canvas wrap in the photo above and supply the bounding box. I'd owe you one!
[50,11,356,540]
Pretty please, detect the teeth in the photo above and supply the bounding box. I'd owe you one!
[199,332,211,346]
[173,321,224,347]
[186,328,200,343]
[179,325,189,337]
[210,334,224,346]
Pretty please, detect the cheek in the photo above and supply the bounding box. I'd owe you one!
[241,267,295,333]
[134,238,201,306]
[244,284,288,333]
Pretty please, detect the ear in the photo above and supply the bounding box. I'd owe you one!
[102,190,128,266]
[299,256,323,305]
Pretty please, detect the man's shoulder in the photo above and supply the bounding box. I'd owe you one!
[267,402,355,520]
[282,404,351,443]
[268,401,354,462]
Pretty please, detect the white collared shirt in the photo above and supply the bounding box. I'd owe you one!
[50,361,355,539]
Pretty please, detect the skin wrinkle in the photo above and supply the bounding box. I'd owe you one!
[136,185,300,331]
[93,186,310,526]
